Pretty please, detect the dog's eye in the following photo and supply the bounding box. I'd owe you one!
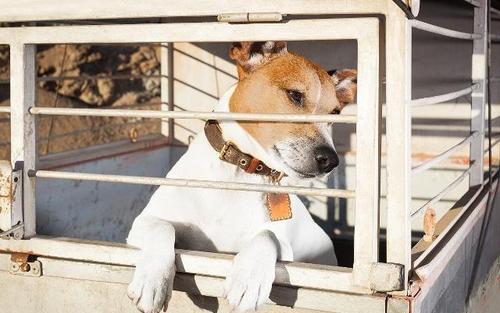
[286,90,305,107]
[331,108,341,115]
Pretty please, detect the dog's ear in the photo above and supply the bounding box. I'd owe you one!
[328,69,357,107]
[230,41,288,80]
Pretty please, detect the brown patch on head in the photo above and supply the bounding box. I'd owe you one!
[230,41,287,80]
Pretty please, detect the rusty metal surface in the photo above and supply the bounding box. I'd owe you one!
[0,160,12,232]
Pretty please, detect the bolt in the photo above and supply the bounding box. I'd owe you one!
[11,263,19,272]
[31,266,39,275]
[20,262,30,272]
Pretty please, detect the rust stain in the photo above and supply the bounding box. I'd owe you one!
[423,208,436,242]
[10,252,30,264]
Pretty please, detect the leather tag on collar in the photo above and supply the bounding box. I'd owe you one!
[266,193,292,221]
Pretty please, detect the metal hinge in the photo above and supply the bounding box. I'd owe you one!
[10,253,42,277]
[218,13,283,23]
[0,223,24,240]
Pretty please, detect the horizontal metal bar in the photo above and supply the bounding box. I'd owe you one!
[0,18,378,45]
[0,236,372,295]
[0,107,11,114]
[492,7,500,15]
[33,170,356,198]
[411,20,481,40]
[30,107,357,123]
[411,166,472,218]
[491,34,500,42]
[411,84,477,107]
[412,132,478,175]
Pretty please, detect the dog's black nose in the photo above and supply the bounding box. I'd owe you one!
[314,146,339,173]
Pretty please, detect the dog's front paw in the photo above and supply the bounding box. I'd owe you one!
[128,252,175,313]
[224,249,276,312]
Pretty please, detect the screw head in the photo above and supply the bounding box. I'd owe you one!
[11,263,19,272]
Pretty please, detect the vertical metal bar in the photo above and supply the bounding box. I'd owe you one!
[160,43,170,138]
[352,20,381,287]
[10,43,37,238]
[470,0,487,186]
[168,43,175,142]
[385,2,412,293]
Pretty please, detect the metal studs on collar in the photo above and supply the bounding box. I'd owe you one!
[256,164,263,171]
[239,159,248,167]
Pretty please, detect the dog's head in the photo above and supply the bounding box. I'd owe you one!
[228,41,357,179]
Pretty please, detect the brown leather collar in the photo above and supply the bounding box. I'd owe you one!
[204,120,285,183]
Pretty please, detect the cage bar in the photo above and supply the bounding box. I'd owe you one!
[29,107,357,123]
[412,133,478,175]
[33,170,356,199]
[411,166,473,217]
[411,20,481,40]
[411,85,478,107]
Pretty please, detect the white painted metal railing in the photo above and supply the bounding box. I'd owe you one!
[1,14,388,300]
[29,107,357,123]
[410,84,479,107]
[411,132,478,175]
[410,166,474,217]
[410,20,481,40]
[406,1,492,283]
[33,170,356,199]
[0,0,496,307]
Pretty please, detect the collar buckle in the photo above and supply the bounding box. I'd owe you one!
[219,141,234,160]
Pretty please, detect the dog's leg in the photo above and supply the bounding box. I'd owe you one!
[127,215,176,313]
[225,230,285,312]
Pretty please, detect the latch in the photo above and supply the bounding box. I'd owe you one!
[10,253,42,277]
[218,13,283,23]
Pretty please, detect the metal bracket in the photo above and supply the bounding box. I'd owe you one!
[218,12,283,23]
[353,262,405,292]
[0,223,25,240]
[10,253,42,277]
[0,161,24,239]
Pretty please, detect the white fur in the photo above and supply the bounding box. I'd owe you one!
[127,86,337,313]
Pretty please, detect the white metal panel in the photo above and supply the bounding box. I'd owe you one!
[0,265,386,313]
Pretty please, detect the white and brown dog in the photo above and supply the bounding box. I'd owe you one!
[127,41,357,313]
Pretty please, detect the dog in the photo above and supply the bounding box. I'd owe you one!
[126,41,357,313]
